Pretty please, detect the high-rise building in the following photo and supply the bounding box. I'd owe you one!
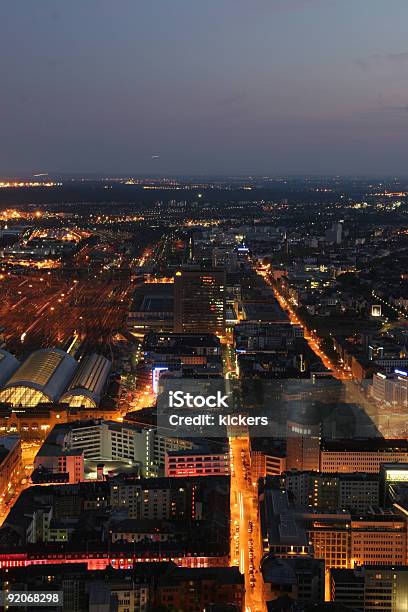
[174,266,226,335]
[286,420,321,472]
[324,222,343,244]
[334,222,343,244]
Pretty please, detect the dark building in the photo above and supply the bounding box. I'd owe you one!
[283,470,380,512]
[331,565,408,611]
[174,266,226,335]
[261,556,325,606]
[0,562,244,612]
[0,476,230,568]
[142,331,223,384]
[127,280,174,334]
[155,566,244,611]
[143,331,222,364]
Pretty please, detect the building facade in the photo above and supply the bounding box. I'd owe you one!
[174,267,226,335]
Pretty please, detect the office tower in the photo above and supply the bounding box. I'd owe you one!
[286,419,321,472]
[324,222,343,244]
[334,221,343,244]
[174,266,226,335]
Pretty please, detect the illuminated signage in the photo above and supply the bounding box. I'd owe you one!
[385,469,408,482]
[152,367,168,394]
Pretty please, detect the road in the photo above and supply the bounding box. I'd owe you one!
[256,266,351,381]
[0,441,40,527]
[223,334,266,611]
[230,435,265,612]
[261,273,395,435]
[273,286,348,380]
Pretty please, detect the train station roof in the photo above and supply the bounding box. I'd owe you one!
[59,353,111,408]
[0,348,77,406]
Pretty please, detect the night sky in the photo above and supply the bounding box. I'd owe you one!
[1,0,408,176]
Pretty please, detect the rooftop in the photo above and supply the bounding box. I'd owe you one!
[321,438,408,452]
[143,332,221,350]
[59,353,111,408]
[0,348,77,404]
[241,301,289,323]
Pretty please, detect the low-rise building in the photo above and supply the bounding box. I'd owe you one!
[261,556,324,606]
[320,439,408,474]
[127,280,175,335]
[251,438,287,481]
[165,448,230,478]
[284,471,380,512]
[331,565,408,611]
[260,480,408,571]
[155,566,244,611]
[36,419,193,479]
[0,562,244,612]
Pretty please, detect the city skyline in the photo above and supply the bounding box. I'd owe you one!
[0,177,407,610]
[1,3,408,610]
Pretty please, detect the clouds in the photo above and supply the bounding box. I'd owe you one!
[385,52,408,63]
[233,0,325,12]
[380,104,408,113]
[356,51,408,71]
[1,0,408,175]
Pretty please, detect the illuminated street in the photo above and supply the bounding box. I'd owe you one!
[230,435,266,612]
[256,266,351,381]
[0,441,40,527]
[274,286,347,379]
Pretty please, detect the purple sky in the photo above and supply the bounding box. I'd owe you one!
[1,0,408,175]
